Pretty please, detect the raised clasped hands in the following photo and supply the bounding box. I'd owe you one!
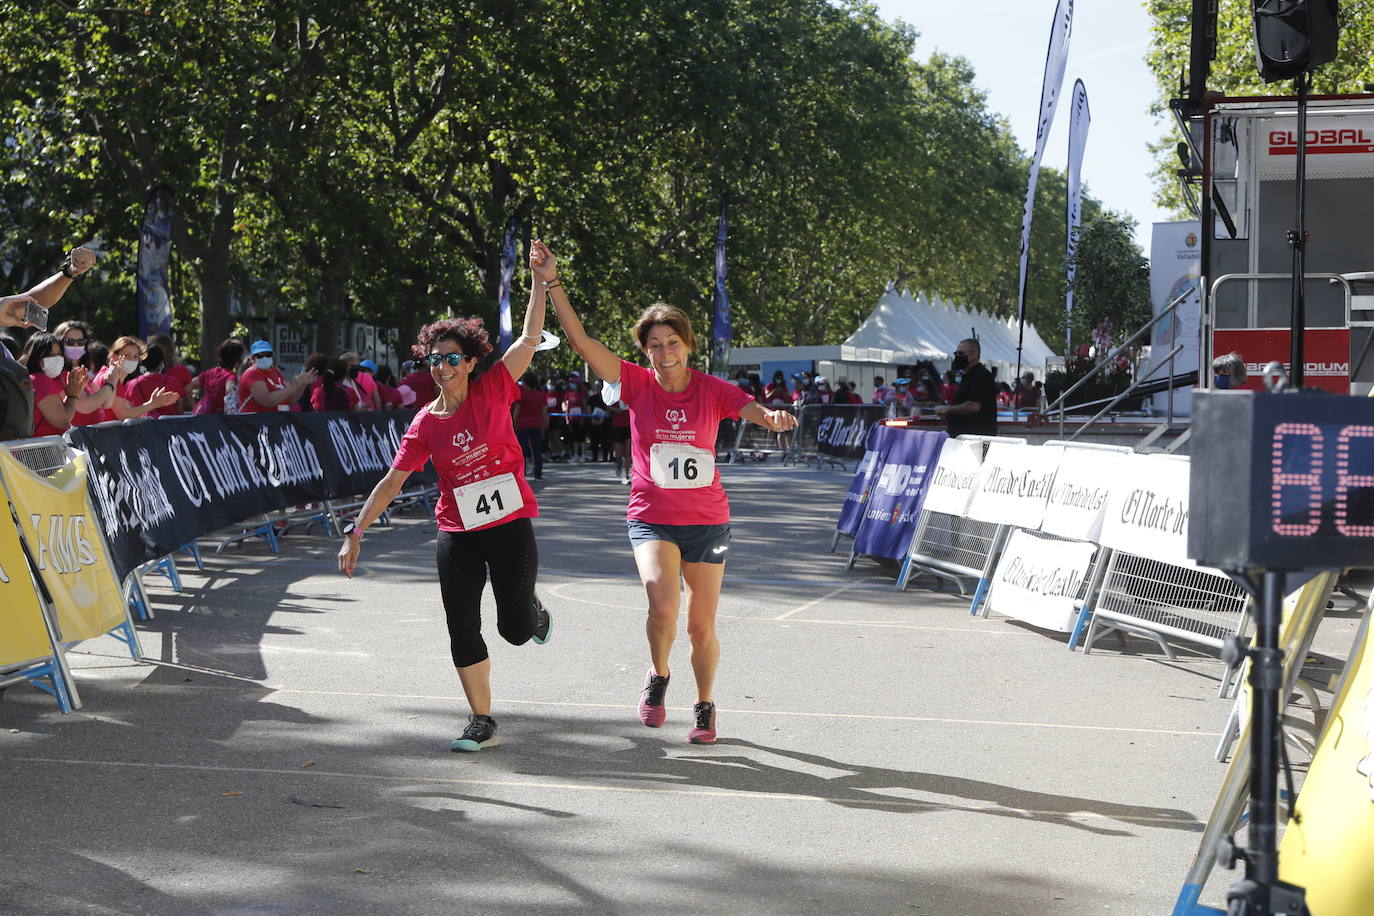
[529,238,557,285]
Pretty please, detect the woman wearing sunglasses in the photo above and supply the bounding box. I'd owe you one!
[337,239,556,753]
[544,250,797,745]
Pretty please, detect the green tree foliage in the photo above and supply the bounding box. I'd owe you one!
[1146,0,1374,212]
[2,0,1124,366]
[1063,212,1152,351]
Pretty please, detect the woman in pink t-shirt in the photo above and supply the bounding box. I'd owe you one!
[545,247,797,745]
[336,240,555,753]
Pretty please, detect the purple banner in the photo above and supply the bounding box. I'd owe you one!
[850,427,947,560]
[136,186,175,340]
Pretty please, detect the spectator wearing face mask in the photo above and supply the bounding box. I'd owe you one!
[1212,352,1247,390]
[21,332,96,436]
[124,344,186,417]
[239,339,315,413]
[935,338,998,437]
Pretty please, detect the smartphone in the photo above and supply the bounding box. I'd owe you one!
[24,299,49,331]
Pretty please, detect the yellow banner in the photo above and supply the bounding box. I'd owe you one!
[0,448,125,644]
[1280,612,1374,913]
[0,501,53,669]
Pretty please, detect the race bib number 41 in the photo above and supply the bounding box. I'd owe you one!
[649,443,714,489]
[453,473,524,529]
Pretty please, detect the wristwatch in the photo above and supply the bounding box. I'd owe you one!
[60,259,80,279]
[342,521,362,540]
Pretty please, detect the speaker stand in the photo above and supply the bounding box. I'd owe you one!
[1286,72,1310,388]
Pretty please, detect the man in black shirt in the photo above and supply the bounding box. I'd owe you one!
[935,338,997,438]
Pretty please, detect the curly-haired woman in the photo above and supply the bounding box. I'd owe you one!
[337,241,556,752]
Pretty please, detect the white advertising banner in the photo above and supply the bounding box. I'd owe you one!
[965,442,1063,529]
[1040,446,1123,542]
[921,437,984,516]
[1147,221,1201,416]
[1256,114,1374,180]
[1098,453,1193,566]
[987,529,1097,632]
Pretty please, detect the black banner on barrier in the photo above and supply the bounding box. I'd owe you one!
[67,411,431,581]
[812,405,889,459]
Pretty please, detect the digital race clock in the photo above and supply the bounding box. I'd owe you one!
[1189,390,1374,571]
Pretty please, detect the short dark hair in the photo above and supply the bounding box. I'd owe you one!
[632,303,695,352]
[217,338,246,368]
[412,317,493,360]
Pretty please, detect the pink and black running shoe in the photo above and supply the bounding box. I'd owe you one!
[639,669,669,727]
[688,701,717,745]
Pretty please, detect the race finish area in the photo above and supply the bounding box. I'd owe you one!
[3,460,1341,915]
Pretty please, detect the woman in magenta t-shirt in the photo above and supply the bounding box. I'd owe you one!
[544,246,797,745]
[336,240,555,753]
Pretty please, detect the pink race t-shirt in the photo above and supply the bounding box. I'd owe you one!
[239,365,292,412]
[391,363,538,533]
[619,360,754,526]
[31,372,69,437]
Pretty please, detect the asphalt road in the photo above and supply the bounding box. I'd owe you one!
[1,460,1362,915]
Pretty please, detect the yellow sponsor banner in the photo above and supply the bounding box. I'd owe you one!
[1279,612,1374,913]
[0,448,125,644]
[0,501,53,669]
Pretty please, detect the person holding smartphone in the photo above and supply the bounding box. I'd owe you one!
[336,239,556,753]
[0,247,96,441]
[542,242,797,745]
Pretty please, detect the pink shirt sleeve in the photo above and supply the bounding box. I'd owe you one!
[391,410,432,472]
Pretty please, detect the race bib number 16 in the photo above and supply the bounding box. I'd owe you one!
[649,443,714,489]
[454,472,524,529]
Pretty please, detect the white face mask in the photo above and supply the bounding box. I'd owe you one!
[254,356,274,370]
[122,359,140,375]
[42,355,65,378]
[64,345,86,361]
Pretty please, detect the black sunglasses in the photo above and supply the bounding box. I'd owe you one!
[61,337,87,347]
[425,352,473,367]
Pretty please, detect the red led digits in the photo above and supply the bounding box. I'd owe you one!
[1335,424,1374,537]
[1271,422,1323,536]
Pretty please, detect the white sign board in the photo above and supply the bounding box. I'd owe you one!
[1256,114,1374,180]
[966,442,1063,530]
[1147,221,1201,417]
[1098,453,1193,567]
[921,437,984,516]
[987,530,1097,632]
[1040,447,1124,542]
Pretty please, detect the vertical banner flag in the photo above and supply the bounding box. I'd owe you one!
[497,218,519,354]
[1015,0,1074,359]
[136,185,176,340]
[1064,79,1090,354]
[711,196,731,376]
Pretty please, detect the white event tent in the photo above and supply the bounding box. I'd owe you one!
[843,285,1059,382]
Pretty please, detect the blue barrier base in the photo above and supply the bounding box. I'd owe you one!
[21,659,75,713]
[1068,604,1092,651]
[1171,884,1225,916]
[966,577,990,616]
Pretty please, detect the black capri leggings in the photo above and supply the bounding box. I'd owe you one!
[435,517,540,668]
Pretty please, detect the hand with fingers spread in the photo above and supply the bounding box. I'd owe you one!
[63,365,89,398]
[150,387,180,410]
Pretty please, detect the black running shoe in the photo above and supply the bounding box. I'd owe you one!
[451,714,498,752]
[532,597,552,645]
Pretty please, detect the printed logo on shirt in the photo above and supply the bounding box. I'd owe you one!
[666,408,687,430]
[452,430,474,452]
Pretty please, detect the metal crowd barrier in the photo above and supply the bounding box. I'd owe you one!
[896,510,1004,595]
[1076,551,1249,658]
[727,406,798,464]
